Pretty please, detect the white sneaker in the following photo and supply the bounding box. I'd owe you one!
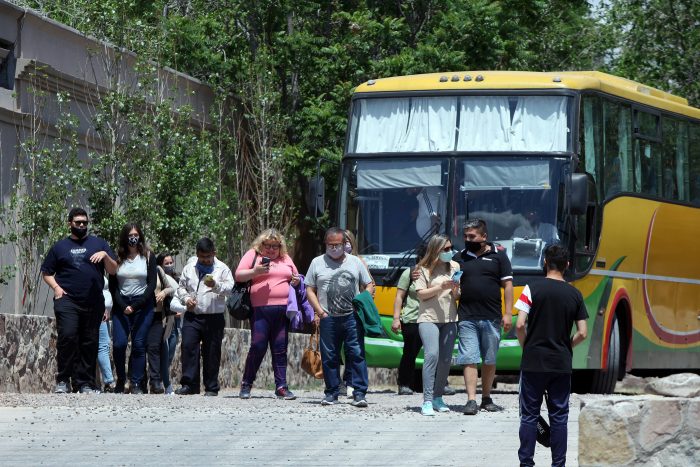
[421,401,435,416]
[346,386,354,399]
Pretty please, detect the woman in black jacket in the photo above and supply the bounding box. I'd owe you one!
[109,222,157,394]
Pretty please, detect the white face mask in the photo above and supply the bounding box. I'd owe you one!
[326,245,344,259]
[439,251,453,263]
[344,242,353,254]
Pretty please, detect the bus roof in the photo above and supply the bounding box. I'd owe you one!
[354,71,700,120]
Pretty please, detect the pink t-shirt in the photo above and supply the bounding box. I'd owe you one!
[236,249,298,307]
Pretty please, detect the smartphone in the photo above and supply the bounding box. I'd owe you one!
[452,270,463,283]
[261,256,271,265]
[204,274,214,282]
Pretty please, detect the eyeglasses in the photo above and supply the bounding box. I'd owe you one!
[442,246,453,252]
[262,243,281,250]
[73,220,89,226]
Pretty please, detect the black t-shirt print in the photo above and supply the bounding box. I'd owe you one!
[514,278,589,373]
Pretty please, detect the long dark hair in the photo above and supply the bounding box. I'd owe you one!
[156,252,179,281]
[117,222,149,263]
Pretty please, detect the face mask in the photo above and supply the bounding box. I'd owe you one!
[163,265,175,276]
[71,226,88,238]
[344,242,353,254]
[326,245,344,260]
[439,251,453,263]
[195,262,214,275]
[465,240,484,253]
[128,236,139,247]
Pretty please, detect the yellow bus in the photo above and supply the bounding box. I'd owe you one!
[319,71,700,393]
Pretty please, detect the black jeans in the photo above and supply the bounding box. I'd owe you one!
[397,321,423,390]
[180,313,225,393]
[53,295,103,389]
[146,312,164,385]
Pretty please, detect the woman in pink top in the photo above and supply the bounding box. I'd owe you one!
[235,229,300,400]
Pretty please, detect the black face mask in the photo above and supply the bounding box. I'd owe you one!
[71,226,88,238]
[465,240,483,253]
[163,265,175,276]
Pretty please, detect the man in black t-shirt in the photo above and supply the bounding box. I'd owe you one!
[454,218,514,415]
[514,245,588,467]
[41,208,117,394]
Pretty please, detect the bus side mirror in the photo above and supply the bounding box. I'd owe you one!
[570,174,588,215]
[306,176,325,217]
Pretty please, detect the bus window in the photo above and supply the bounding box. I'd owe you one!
[662,117,690,202]
[691,123,700,205]
[634,140,662,196]
[602,100,633,197]
[581,95,603,199]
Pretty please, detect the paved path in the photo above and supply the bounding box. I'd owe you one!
[0,388,589,466]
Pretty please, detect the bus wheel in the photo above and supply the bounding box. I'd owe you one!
[589,317,621,394]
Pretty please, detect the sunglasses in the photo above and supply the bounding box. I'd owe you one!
[262,243,281,250]
[73,220,89,226]
[442,245,453,252]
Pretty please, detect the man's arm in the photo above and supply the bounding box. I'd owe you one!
[362,281,375,297]
[515,311,528,347]
[501,279,514,332]
[306,286,326,326]
[42,272,65,299]
[571,319,588,348]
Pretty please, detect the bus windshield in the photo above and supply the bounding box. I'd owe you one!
[347,95,574,154]
[342,157,567,272]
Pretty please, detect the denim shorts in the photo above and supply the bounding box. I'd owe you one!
[454,319,502,365]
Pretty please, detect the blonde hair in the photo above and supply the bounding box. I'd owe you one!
[345,230,357,254]
[416,234,450,275]
[250,228,288,257]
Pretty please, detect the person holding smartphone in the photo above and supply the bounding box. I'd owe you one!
[413,234,460,416]
[235,228,300,400]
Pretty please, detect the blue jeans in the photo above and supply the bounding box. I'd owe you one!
[519,371,571,467]
[160,317,179,389]
[112,296,154,386]
[455,319,501,365]
[97,320,114,385]
[319,313,368,398]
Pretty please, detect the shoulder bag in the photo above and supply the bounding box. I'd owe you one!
[226,252,258,321]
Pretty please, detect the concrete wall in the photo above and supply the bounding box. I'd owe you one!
[0,313,396,393]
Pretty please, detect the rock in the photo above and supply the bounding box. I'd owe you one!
[616,374,650,395]
[638,400,681,451]
[579,400,636,465]
[646,373,700,398]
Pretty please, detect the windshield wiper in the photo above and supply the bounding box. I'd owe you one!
[382,220,442,286]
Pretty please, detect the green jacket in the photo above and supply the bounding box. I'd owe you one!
[352,290,386,338]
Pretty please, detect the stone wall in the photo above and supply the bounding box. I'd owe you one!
[579,396,700,466]
[0,313,396,393]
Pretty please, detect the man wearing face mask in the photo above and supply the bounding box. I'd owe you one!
[174,237,234,396]
[453,218,514,415]
[306,227,374,408]
[41,207,118,394]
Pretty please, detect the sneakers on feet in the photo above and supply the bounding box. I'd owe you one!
[164,384,174,395]
[150,382,165,394]
[102,382,115,393]
[421,401,435,416]
[397,386,414,396]
[130,386,144,395]
[321,394,337,406]
[464,399,479,415]
[239,385,252,399]
[275,387,297,400]
[54,381,70,394]
[443,385,457,396]
[346,385,354,399]
[114,380,125,394]
[175,385,197,395]
[432,397,450,413]
[480,397,503,412]
[204,391,218,397]
[351,394,368,408]
[79,385,100,394]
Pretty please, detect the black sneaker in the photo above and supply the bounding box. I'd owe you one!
[175,385,197,395]
[351,394,368,408]
[397,386,414,396]
[463,399,479,415]
[150,382,165,394]
[480,397,503,412]
[275,387,297,400]
[114,380,125,394]
[443,385,457,396]
[321,394,337,406]
[239,385,252,399]
[204,391,218,397]
[54,381,70,394]
[102,383,115,393]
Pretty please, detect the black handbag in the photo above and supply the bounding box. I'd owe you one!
[226,252,258,321]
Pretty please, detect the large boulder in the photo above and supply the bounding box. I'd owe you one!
[646,373,700,398]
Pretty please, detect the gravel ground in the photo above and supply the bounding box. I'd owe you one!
[0,381,629,467]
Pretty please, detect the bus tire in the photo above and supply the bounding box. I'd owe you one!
[590,317,621,394]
